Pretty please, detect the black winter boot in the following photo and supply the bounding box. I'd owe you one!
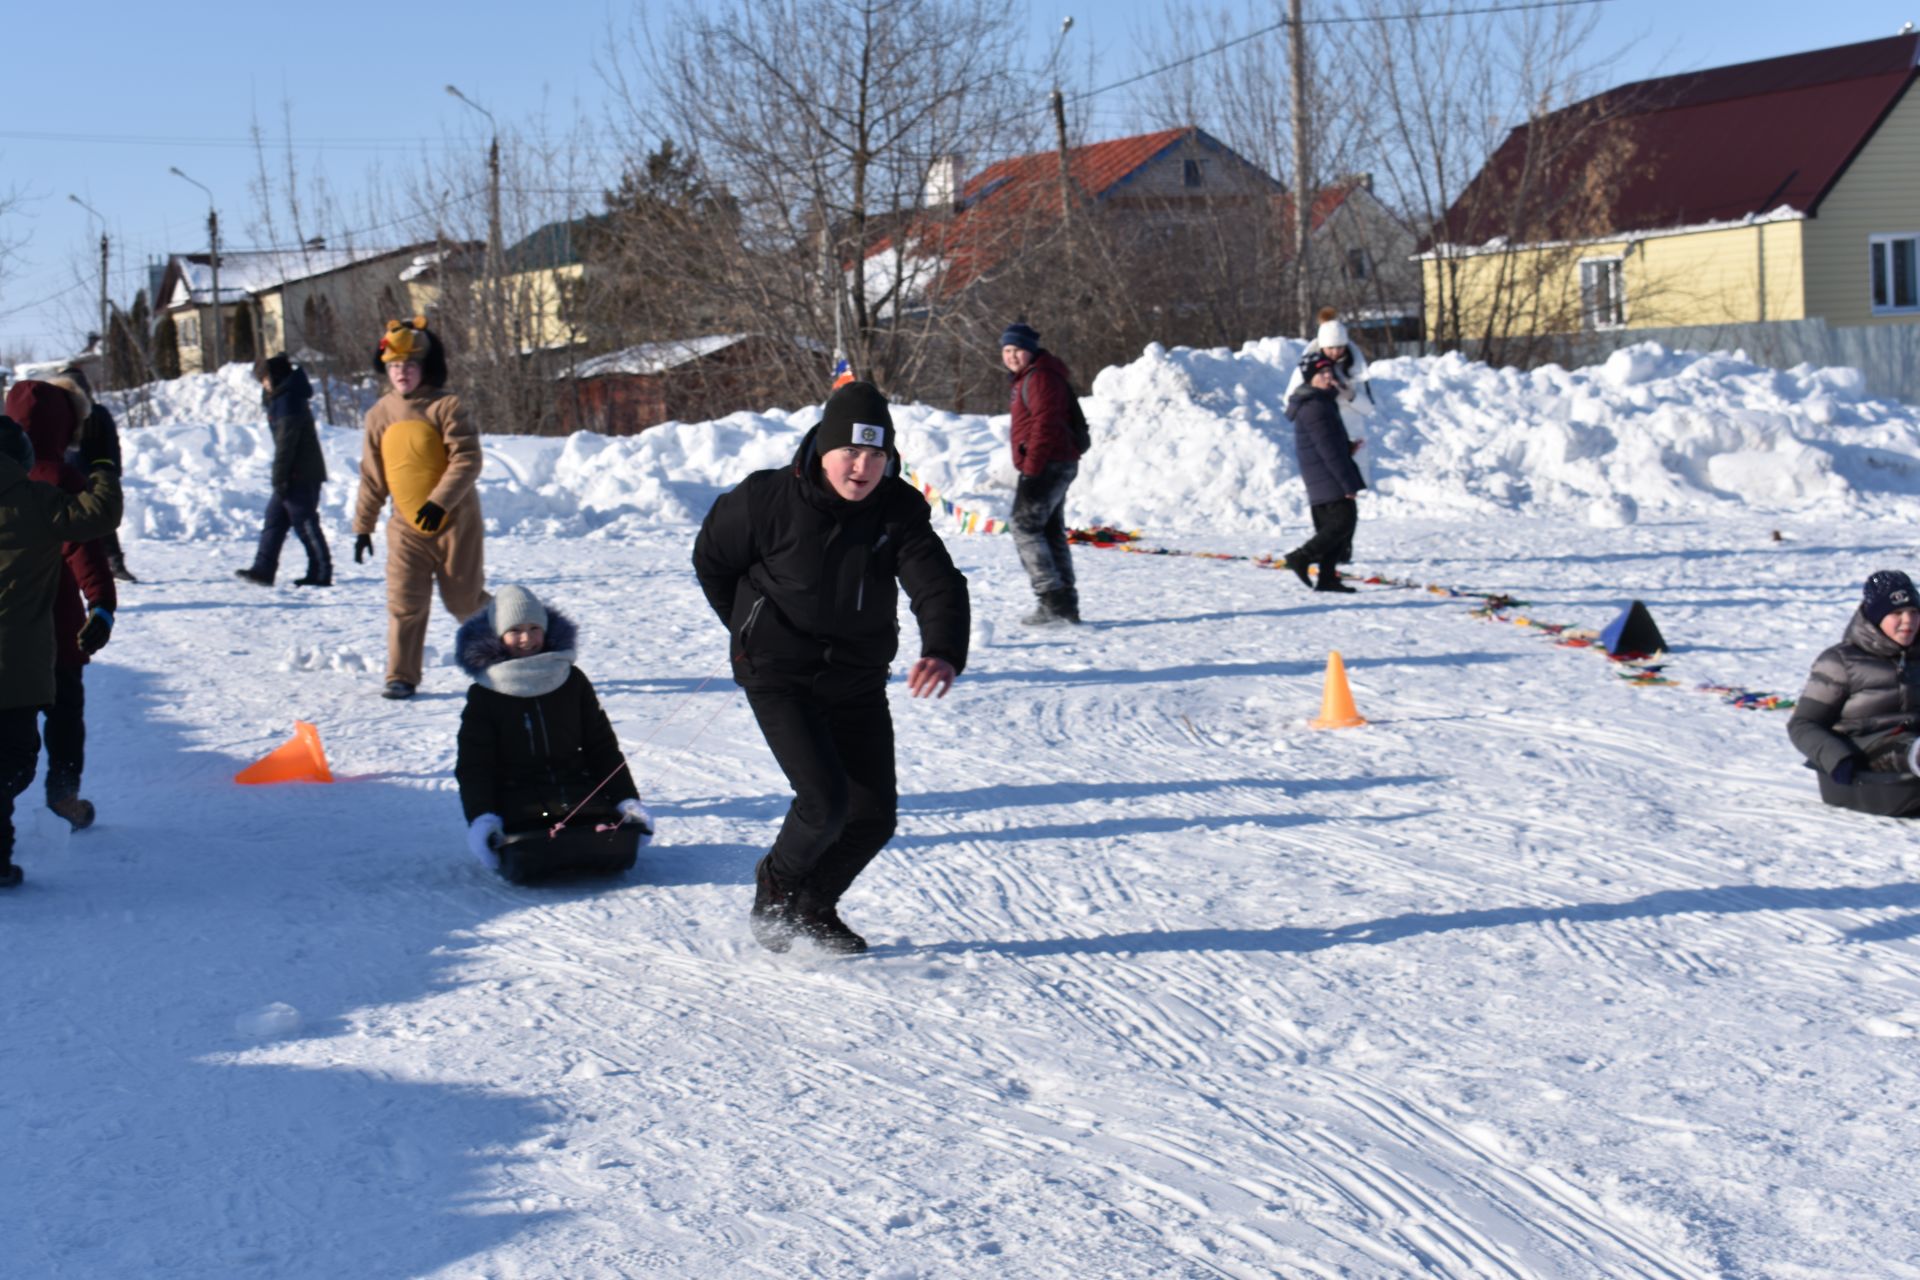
[235,568,274,587]
[107,555,137,584]
[1052,587,1082,624]
[48,795,95,832]
[293,573,333,588]
[750,855,798,953]
[1315,569,1356,594]
[1283,552,1314,589]
[792,891,868,954]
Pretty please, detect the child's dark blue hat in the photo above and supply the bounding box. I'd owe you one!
[1863,569,1917,625]
[1000,322,1041,353]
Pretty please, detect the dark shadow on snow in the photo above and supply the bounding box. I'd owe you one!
[885,881,1920,961]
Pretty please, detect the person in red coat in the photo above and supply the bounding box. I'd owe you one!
[2,378,117,830]
[1002,322,1084,625]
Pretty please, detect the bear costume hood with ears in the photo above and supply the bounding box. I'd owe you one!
[373,315,449,388]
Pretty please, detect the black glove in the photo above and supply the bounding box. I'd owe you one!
[76,409,122,474]
[415,501,446,533]
[354,533,374,564]
[1832,755,1860,786]
[77,606,113,656]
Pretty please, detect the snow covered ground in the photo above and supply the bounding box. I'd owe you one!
[8,342,1920,1277]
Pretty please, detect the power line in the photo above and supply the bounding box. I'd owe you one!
[1057,0,1616,110]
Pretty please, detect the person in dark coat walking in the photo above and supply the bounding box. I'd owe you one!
[4,378,118,831]
[1002,322,1084,625]
[237,352,333,587]
[1281,351,1367,594]
[455,584,652,880]
[0,414,123,888]
[692,381,970,954]
[60,365,137,583]
[1788,569,1920,817]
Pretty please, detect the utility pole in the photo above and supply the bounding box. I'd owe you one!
[1289,0,1312,335]
[169,167,222,371]
[1049,19,1076,242]
[69,195,110,385]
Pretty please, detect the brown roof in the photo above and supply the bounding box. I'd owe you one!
[877,126,1278,294]
[1440,34,1920,244]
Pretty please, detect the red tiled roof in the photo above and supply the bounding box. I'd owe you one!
[875,126,1272,295]
[1440,34,1920,244]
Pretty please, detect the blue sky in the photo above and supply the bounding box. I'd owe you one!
[2,0,1914,358]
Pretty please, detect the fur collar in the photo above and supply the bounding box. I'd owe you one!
[456,607,580,697]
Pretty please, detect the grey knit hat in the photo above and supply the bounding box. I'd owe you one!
[489,585,549,635]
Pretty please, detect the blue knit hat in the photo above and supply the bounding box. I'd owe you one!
[1862,569,1917,625]
[1000,322,1041,353]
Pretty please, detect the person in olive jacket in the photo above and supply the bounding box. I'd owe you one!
[692,381,969,955]
[455,585,652,877]
[0,414,123,889]
[1788,569,1920,817]
[237,352,333,588]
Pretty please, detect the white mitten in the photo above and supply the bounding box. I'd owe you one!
[617,799,655,844]
[467,814,505,869]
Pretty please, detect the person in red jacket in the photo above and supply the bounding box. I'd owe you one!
[1001,322,1083,625]
[1,378,117,831]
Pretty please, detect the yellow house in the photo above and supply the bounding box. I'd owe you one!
[1423,34,1920,344]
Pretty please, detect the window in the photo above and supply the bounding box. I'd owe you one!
[1345,247,1373,281]
[1580,257,1626,330]
[1870,235,1920,313]
[1182,158,1206,188]
[179,312,200,347]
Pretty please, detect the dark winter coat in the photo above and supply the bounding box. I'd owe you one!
[266,368,328,492]
[453,608,639,828]
[1009,350,1080,477]
[691,426,970,689]
[10,378,115,670]
[1287,384,1366,507]
[1788,608,1920,775]
[0,458,121,710]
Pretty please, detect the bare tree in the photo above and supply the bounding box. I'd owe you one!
[608,0,1041,401]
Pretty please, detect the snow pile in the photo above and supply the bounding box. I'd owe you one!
[103,363,377,432]
[110,341,1920,543]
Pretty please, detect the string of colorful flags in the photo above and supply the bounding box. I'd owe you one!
[1062,528,1799,712]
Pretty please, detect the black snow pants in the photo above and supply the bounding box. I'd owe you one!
[41,665,84,802]
[745,669,898,904]
[249,478,332,583]
[0,706,42,866]
[1291,497,1358,577]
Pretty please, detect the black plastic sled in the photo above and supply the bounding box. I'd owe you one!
[495,823,642,885]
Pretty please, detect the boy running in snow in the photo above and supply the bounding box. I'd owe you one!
[693,381,969,954]
[456,585,653,883]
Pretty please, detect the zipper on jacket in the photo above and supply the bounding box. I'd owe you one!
[734,596,767,664]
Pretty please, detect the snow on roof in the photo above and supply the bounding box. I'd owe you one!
[560,335,758,379]
[167,244,420,307]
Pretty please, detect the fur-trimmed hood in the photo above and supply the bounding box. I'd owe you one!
[456,606,580,697]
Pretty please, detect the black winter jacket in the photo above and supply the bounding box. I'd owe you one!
[691,427,970,688]
[1789,608,1920,775]
[1287,384,1366,507]
[266,368,328,492]
[453,609,638,827]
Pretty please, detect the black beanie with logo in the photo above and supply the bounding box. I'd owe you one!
[815,381,896,459]
[1863,569,1918,625]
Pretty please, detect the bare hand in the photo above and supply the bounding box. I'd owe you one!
[907,657,956,699]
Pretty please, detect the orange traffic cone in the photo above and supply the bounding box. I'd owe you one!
[235,721,334,785]
[1309,651,1367,729]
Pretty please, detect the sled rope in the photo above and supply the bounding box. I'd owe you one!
[549,658,732,838]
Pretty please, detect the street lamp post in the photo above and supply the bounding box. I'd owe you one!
[445,85,502,286]
[68,194,110,384]
[168,166,222,371]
